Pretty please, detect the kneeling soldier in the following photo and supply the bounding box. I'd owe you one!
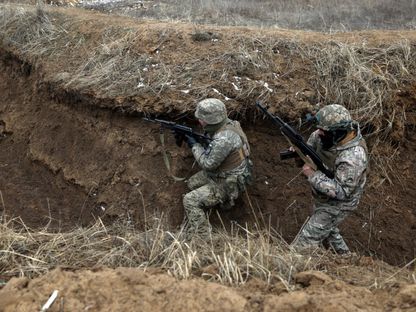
[182,98,252,239]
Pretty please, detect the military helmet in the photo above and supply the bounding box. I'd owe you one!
[315,104,352,131]
[195,98,227,125]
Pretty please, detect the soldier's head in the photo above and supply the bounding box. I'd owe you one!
[195,98,227,127]
[315,104,354,149]
[315,104,352,131]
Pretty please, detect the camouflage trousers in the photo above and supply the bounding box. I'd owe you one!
[292,205,351,254]
[182,170,235,239]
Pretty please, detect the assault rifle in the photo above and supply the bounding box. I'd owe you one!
[143,117,211,146]
[255,101,334,179]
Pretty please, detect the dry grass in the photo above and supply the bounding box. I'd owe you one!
[63,31,151,97]
[0,215,305,287]
[0,4,69,61]
[0,214,412,288]
[79,0,416,32]
[301,41,415,138]
[295,40,416,184]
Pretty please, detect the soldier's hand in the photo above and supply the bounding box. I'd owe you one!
[302,164,315,177]
[184,135,197,148]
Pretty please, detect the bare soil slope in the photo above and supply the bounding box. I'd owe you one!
[1,265,416,312]
[0,262,416,312]
[0,4,415,311]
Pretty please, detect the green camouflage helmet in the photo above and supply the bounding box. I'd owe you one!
[195,98,227,124]
[315,104,352,131]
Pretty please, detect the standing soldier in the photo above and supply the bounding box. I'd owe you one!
[292,104,368,254]
[181,98,252,239]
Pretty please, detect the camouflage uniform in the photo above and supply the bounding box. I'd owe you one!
[183,99,252,239]
[293,104,368,254]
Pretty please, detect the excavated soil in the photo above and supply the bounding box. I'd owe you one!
[0,3,415,311]
[1,266,416,312]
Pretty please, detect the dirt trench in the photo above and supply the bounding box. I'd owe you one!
[0,43,416,267]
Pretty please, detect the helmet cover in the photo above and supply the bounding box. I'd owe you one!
[195,98,227,125]
[315,104,352,131]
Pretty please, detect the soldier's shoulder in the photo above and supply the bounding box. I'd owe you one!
[214,128,241,140]
[338,145,367,161]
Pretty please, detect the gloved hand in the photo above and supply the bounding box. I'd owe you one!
[174,132,185,147]
[184,134,197,148]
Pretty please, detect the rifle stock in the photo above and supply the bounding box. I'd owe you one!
[256,101,334,179]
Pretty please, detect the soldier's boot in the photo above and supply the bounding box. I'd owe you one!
[326,229,350,255]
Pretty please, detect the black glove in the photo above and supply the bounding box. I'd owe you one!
[184,134,197,148]
[174,132,185,147]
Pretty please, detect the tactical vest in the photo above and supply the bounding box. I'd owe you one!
[216,120,251,172]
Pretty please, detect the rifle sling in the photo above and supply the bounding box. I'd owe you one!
[159,132,186,182]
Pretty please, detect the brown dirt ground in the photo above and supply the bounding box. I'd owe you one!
[0,265,415,312]
[0,4,416,311]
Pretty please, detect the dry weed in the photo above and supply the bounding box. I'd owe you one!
[295,40,416,183]
[302,41,414,137]
[79,0,416,31]
[0,215,413,288]
[0,215,324,287]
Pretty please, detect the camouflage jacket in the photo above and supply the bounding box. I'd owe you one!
[306,127,368,211]
[191,119,251,181]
